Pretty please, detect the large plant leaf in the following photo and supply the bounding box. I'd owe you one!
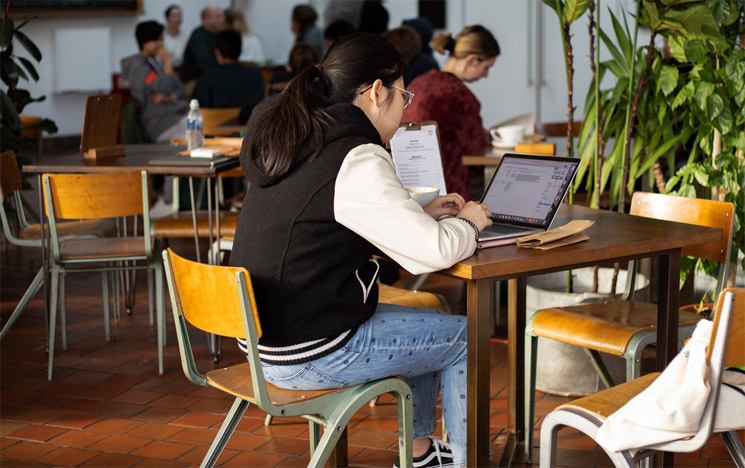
[706,94,724,120]
[599,28,628,75]
[641,1,663,30]
[13,29,41,62]
[17,56,38,81]
[725,53,745,82]
[661,4,721,40]
[541,0,561,13]
[693,81,715,110]
[563,0,591,23]
[713,108,733,135]
[0,89,20,130]
[0,52,18,87]
[659,65,679,96]
[609,8,633,65]
[684,39,708,62]
[667,34,688,62]
[0,16,13,52]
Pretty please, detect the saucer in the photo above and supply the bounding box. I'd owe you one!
[491,140,518,149]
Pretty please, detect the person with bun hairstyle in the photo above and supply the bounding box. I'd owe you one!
[230,32,492,468]
[402,25,500,202]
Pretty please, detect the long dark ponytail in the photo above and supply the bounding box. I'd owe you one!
[248,32,406,179]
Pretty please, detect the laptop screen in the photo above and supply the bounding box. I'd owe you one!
[480,154,579,229]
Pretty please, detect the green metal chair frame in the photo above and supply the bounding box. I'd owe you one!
[0,150,116,342]
[539,288,745,468]
[162,248,414,468]
[524,192,736,460]
[42,170,165,380]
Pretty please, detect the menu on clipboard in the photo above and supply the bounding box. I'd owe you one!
[389,121,447,195]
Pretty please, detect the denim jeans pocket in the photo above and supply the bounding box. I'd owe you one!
[263,362,350,390]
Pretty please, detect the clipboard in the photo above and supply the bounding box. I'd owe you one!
[389,121,447,195]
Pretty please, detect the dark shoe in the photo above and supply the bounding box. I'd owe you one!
[394,437,455,468]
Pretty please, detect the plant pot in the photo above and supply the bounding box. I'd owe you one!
[527,267,649,396]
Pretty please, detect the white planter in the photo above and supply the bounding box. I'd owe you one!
[527,267,649,396]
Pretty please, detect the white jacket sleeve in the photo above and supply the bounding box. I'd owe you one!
[334,143,477,275]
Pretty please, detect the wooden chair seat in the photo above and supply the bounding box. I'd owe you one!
[152,212,239,238]
[553,372,660,422]
[378,284,446,311]
[207,363,341,405]
[531,301,703,356]
[19,219,116,240]
[60,237,149,260]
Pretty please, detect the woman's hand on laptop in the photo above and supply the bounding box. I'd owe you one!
[457,202,492,231]
[424,193,466,219]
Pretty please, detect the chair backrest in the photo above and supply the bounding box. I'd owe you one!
[0,151,33,244]
[514,142,555,156]
[80,94,122,152]
[535,121,583,138]
[42,170,150,260]
[163,248,267,397]
[630,192,734,264]
[649,288,744,453]
[201,107,241,137]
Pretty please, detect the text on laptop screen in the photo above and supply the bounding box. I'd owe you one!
[481,157,578,227]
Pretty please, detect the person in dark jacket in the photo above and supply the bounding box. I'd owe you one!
[231,32,492,468]
[180,5,224,94]
[192,29,263,122]
[402,17,440,85]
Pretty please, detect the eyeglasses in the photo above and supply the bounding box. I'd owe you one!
[359,84,415,109]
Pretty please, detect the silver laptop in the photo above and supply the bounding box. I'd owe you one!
[477,153,579,242]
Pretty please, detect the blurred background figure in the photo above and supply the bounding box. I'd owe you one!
[323,0,363,29]
[291,4,322,57]
[180,4,225,96]
[268,43,319,95]
[358,0,389,34]
[403,25,500,201]
[122,20,187,144]
[163,4,186,71]
[192,30,263,118]
[381,26,421,86]
[323,19,356,50]
[224,7,266,66]
[402,18,439,85]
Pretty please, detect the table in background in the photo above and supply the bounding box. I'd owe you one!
[436,204,720,467]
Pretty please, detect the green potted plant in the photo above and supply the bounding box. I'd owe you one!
[1,0,58,162]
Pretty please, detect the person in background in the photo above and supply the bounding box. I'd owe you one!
[358,0,389,34]
[163,4,186,70]
[402,17,440,85]
[224,8,266,66]
[323,19,357,50]
[291,4,323,57]
[231,32,491,468]
[269,43,319,88]
[381,26,421,86]
[192,30,264,123]
[180,4,225,95]
[403,25,500,202]
[122,21,187,144]
[323,0,363,29]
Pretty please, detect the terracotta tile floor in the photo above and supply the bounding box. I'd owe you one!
[1,182,741,467]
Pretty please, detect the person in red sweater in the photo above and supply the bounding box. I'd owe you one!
[402,25,499,201]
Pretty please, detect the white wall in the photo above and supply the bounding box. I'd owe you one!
[8,0,643,137]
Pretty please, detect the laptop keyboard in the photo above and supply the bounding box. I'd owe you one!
[480,223,532,235]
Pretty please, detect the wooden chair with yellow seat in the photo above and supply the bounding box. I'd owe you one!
[162,248,414,468]
[524,192,736,460]
[42,170,165,379]
[201,107,241,137]
[514,142,556,156]
[0,151,117,342]
[539,287,745,468]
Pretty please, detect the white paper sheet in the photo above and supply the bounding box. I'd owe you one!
[390,123,447,195]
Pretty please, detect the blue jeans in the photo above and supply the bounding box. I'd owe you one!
[262,303,468,466]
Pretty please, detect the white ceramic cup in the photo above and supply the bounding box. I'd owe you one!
[406,186,440,206]
[490,125,525,147]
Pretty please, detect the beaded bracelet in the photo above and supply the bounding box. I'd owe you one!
[457,217,480,243]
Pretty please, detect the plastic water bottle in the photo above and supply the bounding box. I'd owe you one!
[186,99,204,150]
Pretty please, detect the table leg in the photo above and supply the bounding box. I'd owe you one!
[466,279,491,467]
[657,251,680,468]
[498,277,527,467]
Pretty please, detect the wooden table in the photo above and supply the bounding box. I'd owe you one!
[23,145,240,350]
[436,204,721,467]
[215,117,246,136]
